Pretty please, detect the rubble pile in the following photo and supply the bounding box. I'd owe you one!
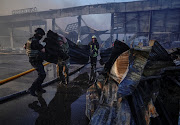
[86,40,180,125]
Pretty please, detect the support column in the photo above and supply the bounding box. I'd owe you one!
[137,12,140,35]
[52,18,55,31]
[110,13,114,44]
[44,20,47,32]
[10,27,14,49]
[116,33,118,40]
[178,13,180,41]
[29,21,33,37]
[124,13,127,42]
[77,15,81,42]
[148,11,153,41]
[163,9,168,32]
[52,18,57,77]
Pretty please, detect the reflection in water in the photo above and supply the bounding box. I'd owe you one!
[89,68,96,83]
[28,72,90,125]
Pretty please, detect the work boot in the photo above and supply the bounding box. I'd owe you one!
[28,88,37,97]
[62,81,66,85]
[58,81,66,87]
[36,88,46,93]
[28,101,40,111]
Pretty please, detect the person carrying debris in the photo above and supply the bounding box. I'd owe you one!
[57,34,70,85]
[88,35,99,70]
[24,28,46,96]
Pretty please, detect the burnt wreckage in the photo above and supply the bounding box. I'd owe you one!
[43,30,89,64]
[86,40,180,125]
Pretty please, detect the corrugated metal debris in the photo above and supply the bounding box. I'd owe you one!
[86,40,180,125]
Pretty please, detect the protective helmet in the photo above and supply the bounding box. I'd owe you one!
[92,35,97,39]
[77,39,81,43]
[35,28,45,36]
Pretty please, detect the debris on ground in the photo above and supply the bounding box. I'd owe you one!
[86,40,180,125]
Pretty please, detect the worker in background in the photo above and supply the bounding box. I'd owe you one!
[88,35,99,70]
[88,35,99,82]
[57,34,70,85]
[24,28,46,96]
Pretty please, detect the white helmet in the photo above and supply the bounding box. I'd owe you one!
[92,35,97,39]
[77,40,81,43]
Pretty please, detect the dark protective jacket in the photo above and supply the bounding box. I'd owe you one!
[25,37,44,58]
[88,41,99,57]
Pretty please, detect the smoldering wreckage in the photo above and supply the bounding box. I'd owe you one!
[41,30,180,125]
[85,40,180,125]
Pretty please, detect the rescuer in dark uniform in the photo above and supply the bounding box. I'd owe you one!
[88,35,99,82]
[57,34,70,85]
[88,35,99,69]
[25,28,46,96]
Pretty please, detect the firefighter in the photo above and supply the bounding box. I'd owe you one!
[24,28,46,96]
[57,34,70,85]
[88,35,99,70]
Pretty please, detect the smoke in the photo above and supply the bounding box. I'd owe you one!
[0,0,139,15]
[0,0,140,42]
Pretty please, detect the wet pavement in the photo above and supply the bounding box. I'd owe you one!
[0,54,31,80]
[0,54,92,125]
[0,54,83,96]
[0,82,90,125]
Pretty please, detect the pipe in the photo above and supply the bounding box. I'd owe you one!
[0,62,50,85]
[0,63,88,104]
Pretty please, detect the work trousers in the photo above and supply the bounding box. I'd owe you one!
[90,57,97,69]
[29,58,46,91]
[57,60,69,84]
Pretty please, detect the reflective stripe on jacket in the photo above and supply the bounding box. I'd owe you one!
[90,45,98,57]
[26,39,39,57]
